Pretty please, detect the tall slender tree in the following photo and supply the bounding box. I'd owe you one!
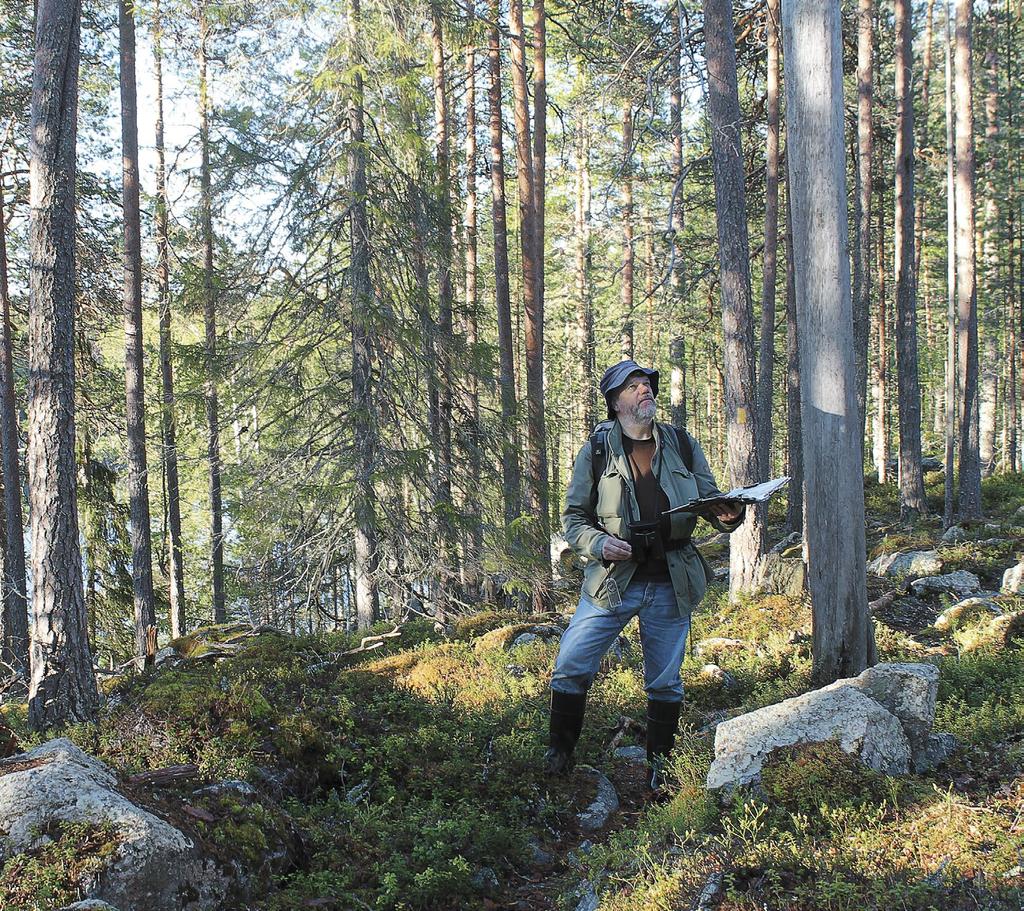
[893,0,927,515]
[488,0,520,528]
[943,1,958,526]
[152,0,186,637]
[703,0,765,596]
[621,99,635,359]
[349,0,379,628]
[0,175,27,678]
[855,0,874,440]
[955,0,982,520]
[198,4,226,621]
[27,0,98,727]
[119,0,157,662]
[783,0,874,684]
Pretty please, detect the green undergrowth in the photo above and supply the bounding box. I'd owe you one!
[0,820,120,911]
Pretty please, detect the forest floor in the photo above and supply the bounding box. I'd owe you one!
[2,471,1024,911]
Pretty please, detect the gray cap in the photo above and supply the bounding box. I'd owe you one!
[599,359,659,419]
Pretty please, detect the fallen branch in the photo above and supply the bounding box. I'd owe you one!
[341,625,402,657]
[127,764,201,787]
[606,715,645,753]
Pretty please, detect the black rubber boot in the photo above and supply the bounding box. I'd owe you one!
[543,690,587,777]
[646,698,682,795]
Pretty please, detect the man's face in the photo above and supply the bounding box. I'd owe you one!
[614,373,656,422]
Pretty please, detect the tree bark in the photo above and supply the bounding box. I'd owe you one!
[152,0,186,639]
[955,0,982,519]
[893,0,927,516]
[621,100,634,359]
[855,0,874,442]
[783,171,803,535]
[914,0,938,285]
[782,0,873,684]
[508,0,550,594]
[462,18,482,599]
[944,2,958,526]
[873,189,889,483]
[119,0,157,663]
[488,0,520,528]
[756,0,780,478]
[348,0,379,629]
[27,0,98,727]
[669,0,686,430]
[979,39,1000,476]
[703,0,765,597]
[0,176,28,678]
[198,5,226,622]
[574,116,594,436]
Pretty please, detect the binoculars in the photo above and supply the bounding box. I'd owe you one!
[626,519,662,565]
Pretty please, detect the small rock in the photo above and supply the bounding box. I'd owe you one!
[1001,562,1024,594]
[869,550,943,579]
[770,532,802,555]
[470,867,498,891]
[921,456,944,473]
[934,597,1002,632]
[700,663,739,691]
[989,611,1024,646]
[573,880,600,911]
[577,839,593,854]
[941,525,966,544]
[345,781,371,804]
[694,872,725,911]
[192,779,257,801]
[576,767,619,833]
[758,552,806,596]
[528,841,554,865]
[910,570,981,598]
[58,903,123,911]
[695,637,745,657]
[154,647,177,665]
[511,633,540,649]
[613,745,647,763]
[505,663,526,678]
[912,732,958,773]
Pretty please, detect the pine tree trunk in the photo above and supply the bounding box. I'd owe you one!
[119,0,157,663]
[0,177,28,678]
[27,0,98,727]
[198,6,226,622]
[669,3,687,430]
[488,0,520,527]
[508,0,550,596]
[944,2,958,526]
[914,0,938,284]
[873,192,889,483]
[783,173,803,535]
[574,117,595,436]
[430,5,459,611]
[621,100,634,360]
[703,0,765,597]
[152,0,186,639]
[757,0,780,478]
[893,0,927,515]
[782,0,873,685]
[462,22,482,599]
[855,0,874,441]
[1008,3,1019,473]
[349,0,379,629]
[979,40,1000,476]
[955,0,982,519]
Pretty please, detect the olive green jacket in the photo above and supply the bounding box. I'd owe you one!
[561,420,743,616]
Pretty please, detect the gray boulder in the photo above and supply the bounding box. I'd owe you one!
[824,662,938,753]
[910,570,981,598]
[706,686,911,791]
[613,745,647,763]
[940,525,967,545]
[921,456,944,473]
[0,739,225,911]
[769,532,802,555]
[576,767,619,833]
[934,596,1002,632]
[912,733,958,773]
[58,903,122,911]
[1001,561,1024,594]
[573,880,600,911]
[868,550,943,579]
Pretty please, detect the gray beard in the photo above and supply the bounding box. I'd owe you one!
[628,400,657,422]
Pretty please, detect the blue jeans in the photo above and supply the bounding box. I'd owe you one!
[551,580,690,701]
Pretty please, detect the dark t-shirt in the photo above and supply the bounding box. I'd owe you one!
[621,435,671,582]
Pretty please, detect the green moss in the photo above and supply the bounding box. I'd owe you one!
[0,820,120,911]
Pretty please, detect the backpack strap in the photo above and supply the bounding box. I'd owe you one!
[589,420,694,487]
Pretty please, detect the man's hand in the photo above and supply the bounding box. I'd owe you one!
[702,500,743,523]
[601,537,633,562]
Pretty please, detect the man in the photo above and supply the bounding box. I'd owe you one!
[548,359,744,792]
